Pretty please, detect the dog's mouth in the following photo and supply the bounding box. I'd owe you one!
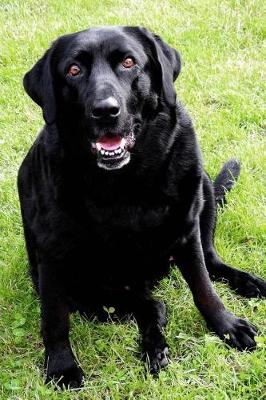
[91,134,135,170]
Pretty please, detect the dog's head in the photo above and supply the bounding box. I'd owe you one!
[24,27,181,170]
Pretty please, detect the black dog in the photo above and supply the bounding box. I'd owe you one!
[18,26,266,389]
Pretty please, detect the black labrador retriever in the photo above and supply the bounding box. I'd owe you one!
[18,26,266,389]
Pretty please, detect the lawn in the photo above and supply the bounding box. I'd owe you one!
[0,0,265,399]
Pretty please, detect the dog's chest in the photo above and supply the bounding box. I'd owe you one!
[86,201,171,231]
[79,199,179,262]
[66,178,182,257]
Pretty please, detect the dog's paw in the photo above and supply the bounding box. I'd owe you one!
[142,334,169,375]
[231,272,266,298]
[46,364,84,389]
[144,346,169,375]
[207,310,257,351]
[45,349,84,389]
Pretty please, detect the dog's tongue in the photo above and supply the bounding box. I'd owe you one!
[97,135,122,150]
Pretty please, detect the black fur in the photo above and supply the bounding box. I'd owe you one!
[18,26,266,389]
[214,159,241,207]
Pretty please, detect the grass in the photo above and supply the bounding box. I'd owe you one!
[0,0,265,398]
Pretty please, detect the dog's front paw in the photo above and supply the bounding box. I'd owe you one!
[207,310,257,351]
[45,348,84,389]
[144,345,169,375]
[46,364,84,389]
[231,272,266,298]
[142,334,169,375]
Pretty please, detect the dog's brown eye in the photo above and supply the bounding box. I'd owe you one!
[122,57,135,68]
[68,64,81,76]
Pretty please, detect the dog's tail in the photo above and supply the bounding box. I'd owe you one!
[213,159,241,207]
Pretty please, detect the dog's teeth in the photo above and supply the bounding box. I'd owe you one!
[98,145,124,158]
[120,138,126,149]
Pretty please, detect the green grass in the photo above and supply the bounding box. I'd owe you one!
[0,0,266,398]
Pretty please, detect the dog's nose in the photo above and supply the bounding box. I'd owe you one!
[91,97,120,119]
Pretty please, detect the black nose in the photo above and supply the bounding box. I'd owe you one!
[91,97,120,119]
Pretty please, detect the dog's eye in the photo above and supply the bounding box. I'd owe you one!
[68,64,81,76]
[122,57,135,69]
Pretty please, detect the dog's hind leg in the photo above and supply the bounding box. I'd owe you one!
[175,225,257,351]
[200,168,266,298]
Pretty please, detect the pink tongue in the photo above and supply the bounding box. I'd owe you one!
[97,136,122,150]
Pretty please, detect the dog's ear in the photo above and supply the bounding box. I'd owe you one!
[129,27,181,107]
[23,46,56,125]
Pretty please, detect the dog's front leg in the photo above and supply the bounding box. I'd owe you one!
[175,222,257,351]
[132,292,169,374]
[39,263,84,389]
